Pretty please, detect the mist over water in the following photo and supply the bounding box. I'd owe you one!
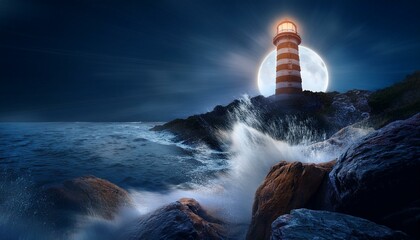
[0,97,372,239]
[126,122,370,225]
[89,97,371,240]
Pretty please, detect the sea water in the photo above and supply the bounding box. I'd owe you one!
[0,122,226,191]
[0,102,371,239]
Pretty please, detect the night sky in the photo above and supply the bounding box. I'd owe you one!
[1,0,419,121]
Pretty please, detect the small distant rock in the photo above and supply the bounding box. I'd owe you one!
[246,160,335,240]
[271,209,409,240]
[122,198,225,240]
[46,176,133,220]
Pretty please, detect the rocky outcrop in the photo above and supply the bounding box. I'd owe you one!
[328,90,371,129]
[271,209,409,240]
[246,160,335,240]
[46,176,133,220]
[152,72,420,151]
[152,91,369,150]
[328,113,420,237]
[121,198,225,240]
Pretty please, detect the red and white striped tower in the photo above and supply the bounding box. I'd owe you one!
[273,19,302,94]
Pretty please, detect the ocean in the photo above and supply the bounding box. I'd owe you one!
[0,122,227,191]
[0,120,370,239]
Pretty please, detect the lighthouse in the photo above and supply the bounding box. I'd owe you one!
[273,19,302,94]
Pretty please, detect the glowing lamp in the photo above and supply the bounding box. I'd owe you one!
[277,21,297,33]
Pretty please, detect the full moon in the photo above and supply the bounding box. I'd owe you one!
[257,46,329,96]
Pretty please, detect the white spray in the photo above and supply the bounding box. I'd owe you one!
[72,95,372,239]
[127,96,371,223]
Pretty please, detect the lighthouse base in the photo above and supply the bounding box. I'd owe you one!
[270,92,303,100]
[276,87,303,95]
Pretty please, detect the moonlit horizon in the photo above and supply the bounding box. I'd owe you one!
[257,46,329,96]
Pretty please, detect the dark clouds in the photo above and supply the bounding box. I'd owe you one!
[0,0,419,121]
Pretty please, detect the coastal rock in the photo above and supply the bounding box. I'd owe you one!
[271,209,409,240]
[328,113,420,237]
[152,93,335,150]
[46,176,133,220]
[122,198,225,240]
[152,73,420,151]
[307,124,372,156]
[246,160,335,240]
[328,90,371,129]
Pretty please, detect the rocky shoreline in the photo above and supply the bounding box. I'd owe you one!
[151,90,372,151]
[45,113,419,239]
[37,72,419,239]
[152,72,419,152]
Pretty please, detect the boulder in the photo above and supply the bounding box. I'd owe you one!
[46,176,133,220]
[271,209,409,240]
[246,160,335,240]
[122,198,225,240]
[328,113,420,237]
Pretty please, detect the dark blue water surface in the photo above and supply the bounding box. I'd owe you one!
[0,122,227,191]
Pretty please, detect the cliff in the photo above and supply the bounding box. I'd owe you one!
[152,72,420,151]
[152,90,371,150]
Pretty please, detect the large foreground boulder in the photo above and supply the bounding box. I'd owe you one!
[271,209,409,240]
[246,160,335,240]
[122,198,225,240]
[46,176,133,220]
[328,113,420,237]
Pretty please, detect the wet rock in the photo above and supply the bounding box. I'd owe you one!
[122,198,225,240]
[328,90,371,129]
[328,113,420,237]
[152,93,335,150]
[46,176,133,220]
[271,209,409,240]
[307,125,372,155]
[246,160,335,240]
[151,88,376,151]
[151,72,419,151]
